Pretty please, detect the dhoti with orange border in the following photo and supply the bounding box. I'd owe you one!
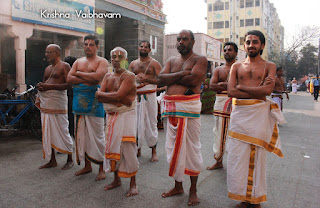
[161,94,203,182]
[103,101,139,178]
[212,92,232,163]
[36,90,73,160]
[227,98,285,204]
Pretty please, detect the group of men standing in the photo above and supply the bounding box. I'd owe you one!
[35,29,285,207]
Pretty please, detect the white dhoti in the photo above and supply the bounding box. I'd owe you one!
[271,93,283,111]
[74,115,105,165]
[103,101,139,178]
[212,92,232,162]
[292,83,297,93]
[227,98,285,204]
[161,94,203,182]
[136,84,158,148]
[36,90,73,160]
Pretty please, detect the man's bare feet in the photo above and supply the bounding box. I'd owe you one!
[252,204,261,208]
[188,189,200,206]
[151,146,158,162]
[235,202,250,208]
[137,148,141,157]
[74,167,92,176]
[61,161,74,170]
[127,185,138,197]
[161,187,184,198]
[39,161,57,169]
[206,161,223,170]
[95,170,106,181]
[151,153,159,162]
[104,179,121,190]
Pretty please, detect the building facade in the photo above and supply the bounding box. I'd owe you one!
[206,0,284,60]
[0,0,166,92]
[164,33,246,73]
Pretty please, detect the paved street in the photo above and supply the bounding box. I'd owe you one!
[0,92,319,208]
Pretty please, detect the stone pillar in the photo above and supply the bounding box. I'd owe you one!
[7,23,33,92]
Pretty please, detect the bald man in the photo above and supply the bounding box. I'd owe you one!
[36,44,74,170]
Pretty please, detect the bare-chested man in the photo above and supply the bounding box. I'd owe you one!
[207,42,238,171]
[291,77,298,94]
[67,35,108,181]
[37,44,74,170]
[271,66,289,111]
[128,41,161,162]
[158,30,207,206]
[227,30,285,208]
[95,47,139,197]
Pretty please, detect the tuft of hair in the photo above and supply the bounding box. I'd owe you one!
[110,47,128,59]
[139,40,151,49]
[244,30,265,55]
[224,42,238,53]
[84,34,99,46]
[276,66,283,71]
[64,56,77,67]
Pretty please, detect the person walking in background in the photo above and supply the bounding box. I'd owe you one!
[313,75,319,101]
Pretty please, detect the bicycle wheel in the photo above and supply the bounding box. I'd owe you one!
[28,107,42,140]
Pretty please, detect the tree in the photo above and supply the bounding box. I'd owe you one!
[297,44,318,76]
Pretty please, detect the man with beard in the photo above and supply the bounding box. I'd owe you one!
[227,30,285,208]
[36,44,74,170]
[128,41,161,162]
[67,35,108,181]
[207,42,238,171]
[158,30,207,206]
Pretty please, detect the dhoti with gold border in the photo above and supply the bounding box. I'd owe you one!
[161,94,203,182]
[103,101,139,178]
[36,90,73,160]
[212,92,232,163]
[227,98,285,204]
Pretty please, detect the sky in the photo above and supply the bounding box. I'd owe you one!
[162,0,320,47]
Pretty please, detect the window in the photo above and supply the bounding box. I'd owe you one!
[245,18,254,26]
[213,21,224,29]
[225,21,229,28]
[208,4,212,12]
[240,0,244,8]
[214,1,224,11]
[246,0,254,7]
[240,19,244,27]
[255,0,260,6]
[225,2,229,10]
[255,18,260,26]
[208,22,213,29]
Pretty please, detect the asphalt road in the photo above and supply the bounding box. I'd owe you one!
[0,91,319,208]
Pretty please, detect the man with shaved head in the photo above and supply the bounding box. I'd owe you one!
[36,44,74,170]
[158,29,208,206]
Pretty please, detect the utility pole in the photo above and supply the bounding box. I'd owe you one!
[318,38,320,75]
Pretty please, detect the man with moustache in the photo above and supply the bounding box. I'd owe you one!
[158,30,207,206]
[96,47,139,197]
[36,44,74,170]
[129,41,161,162]
[67,35,108,181]
[207,42,238,171]
[227,30,285,208]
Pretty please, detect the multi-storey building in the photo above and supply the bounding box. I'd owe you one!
[206,0,284,61]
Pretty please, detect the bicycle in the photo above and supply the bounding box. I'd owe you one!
[0,85,42,140]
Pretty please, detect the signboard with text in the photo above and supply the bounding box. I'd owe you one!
[11,0,95,33]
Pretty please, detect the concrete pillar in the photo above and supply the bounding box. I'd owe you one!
[64,40,77,57]
[7,23,33,92]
